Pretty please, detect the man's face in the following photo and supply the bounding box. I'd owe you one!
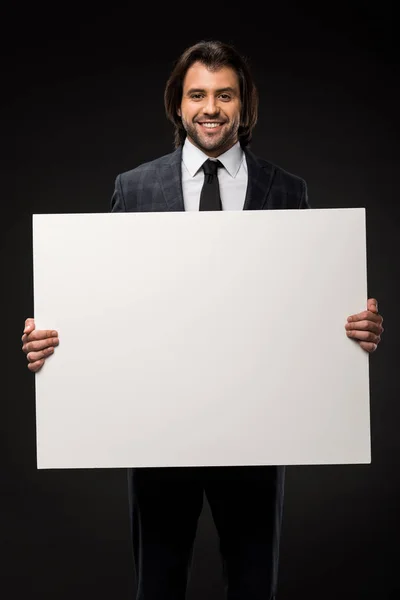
[178,61,242,157]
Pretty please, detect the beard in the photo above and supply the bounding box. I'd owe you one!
[181,116,240,155]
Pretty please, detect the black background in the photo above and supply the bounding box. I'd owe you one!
[3,3,399,599]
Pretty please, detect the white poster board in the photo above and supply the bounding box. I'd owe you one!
[32,208,370,469]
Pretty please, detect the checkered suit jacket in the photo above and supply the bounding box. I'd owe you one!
[110,145,309,213]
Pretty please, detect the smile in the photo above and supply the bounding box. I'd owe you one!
[197,122,223,129]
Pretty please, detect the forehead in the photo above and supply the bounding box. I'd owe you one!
[182,61,240,91]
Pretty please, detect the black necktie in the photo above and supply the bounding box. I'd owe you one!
[199,159,222,211]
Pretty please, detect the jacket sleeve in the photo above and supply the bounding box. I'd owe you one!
[110,174,127,213]
[299,178,311,209]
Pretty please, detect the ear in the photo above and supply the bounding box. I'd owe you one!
[177,107,181,117]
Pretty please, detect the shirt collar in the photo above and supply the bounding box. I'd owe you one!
[182,137,244,178]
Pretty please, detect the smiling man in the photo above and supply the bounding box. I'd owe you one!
[22,40,384,600]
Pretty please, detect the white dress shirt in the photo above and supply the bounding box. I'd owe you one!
[181,138,248,211]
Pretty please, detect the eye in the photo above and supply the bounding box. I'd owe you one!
[190,93,204,100]
[219,94,231,101]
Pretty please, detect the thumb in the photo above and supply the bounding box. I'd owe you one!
[24,317,35,334]
[368,298,378,313]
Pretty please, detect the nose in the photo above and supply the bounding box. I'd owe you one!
[203,95,219,115]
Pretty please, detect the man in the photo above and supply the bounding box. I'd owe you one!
[22,40,384,599]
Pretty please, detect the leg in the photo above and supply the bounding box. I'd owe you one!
[127,466,204,600]
[204,465,285,600]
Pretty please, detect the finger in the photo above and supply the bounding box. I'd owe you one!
[347,310,382,324]
[359,341,378,353]
[346,329,381,343]
[27,359,45,373]
[27,347,55,363]
[22,337,59,354]
[367,298,378,313]
[24,318,35,334]
[21,329,58,344]
[345,320,384,335]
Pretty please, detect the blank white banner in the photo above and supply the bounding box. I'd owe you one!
[32,208,370,469]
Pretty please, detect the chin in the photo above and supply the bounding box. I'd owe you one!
[201,137,224,150]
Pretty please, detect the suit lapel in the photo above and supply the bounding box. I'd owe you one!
[157,147,185,211]
[243,148,275,210]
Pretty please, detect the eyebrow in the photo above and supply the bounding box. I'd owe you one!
[185,87,238,95]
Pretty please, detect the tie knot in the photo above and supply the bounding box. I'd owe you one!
[202,158,221,177]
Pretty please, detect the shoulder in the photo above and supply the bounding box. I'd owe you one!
[244,148,309,208]
[246,149,306,187]
[110,147,182,212]
[116,147,181,183]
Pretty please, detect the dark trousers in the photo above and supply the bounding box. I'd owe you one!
[127,465,285,600]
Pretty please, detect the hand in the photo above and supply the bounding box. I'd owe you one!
[21,318,59,372]
[345,298,384,353]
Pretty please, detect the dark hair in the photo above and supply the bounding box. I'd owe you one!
[164,40,258,148]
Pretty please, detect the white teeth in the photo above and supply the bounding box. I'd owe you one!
[202,123,220,128]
